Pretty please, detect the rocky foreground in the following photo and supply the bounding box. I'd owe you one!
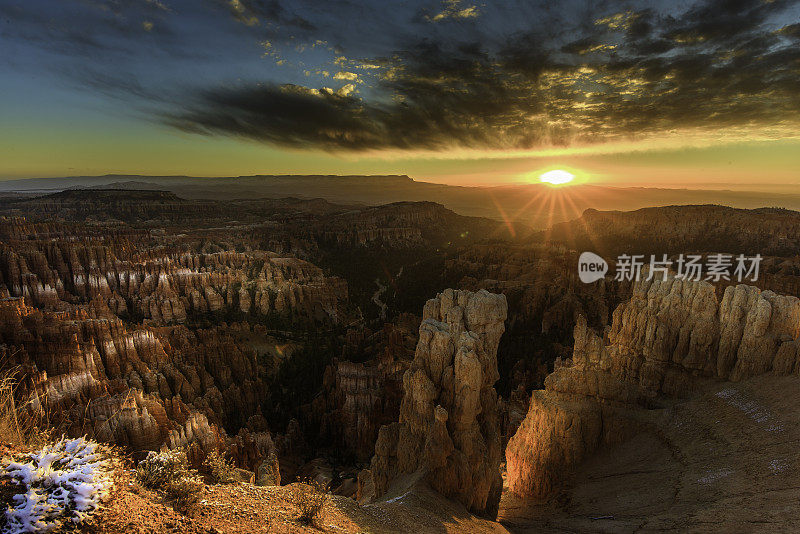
[88,467,507,534]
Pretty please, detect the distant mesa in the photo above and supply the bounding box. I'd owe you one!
[45,188,181,201]
[2,174,800,229]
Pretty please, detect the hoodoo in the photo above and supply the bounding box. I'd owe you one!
[364,288,508,518]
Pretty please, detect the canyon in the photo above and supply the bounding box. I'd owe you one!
[0,190,504,491]
[2,189,800,532]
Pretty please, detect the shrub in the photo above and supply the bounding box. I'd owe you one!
[164,477,202,513]
[135,449,201,512]
[203,450,239,485]
[288,478,328,526]
[135,449,190,489]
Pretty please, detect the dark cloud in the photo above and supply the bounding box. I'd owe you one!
[165,38,560,150]
[4,0,799,151]
[165,0,800,151]
[166,84,384,148]
[663,0,788,44]
[217,0,316,30]
[0,0,174,57]
[778,22,800,39]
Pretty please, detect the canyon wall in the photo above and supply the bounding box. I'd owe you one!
[0,295,285,470]
[314,316,418,461]
[506,276,800,498]
[0,212,350,476]
[0,243,346,325]
[550,205,800,256]
[365,289,507,518]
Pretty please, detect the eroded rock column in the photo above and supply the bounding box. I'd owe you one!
[368,288,507,518]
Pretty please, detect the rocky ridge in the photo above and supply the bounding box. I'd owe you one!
[506,275,800,498]
[549,205,800,256]
[0,242,346,325]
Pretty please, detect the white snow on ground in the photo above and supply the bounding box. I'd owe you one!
[769,458,789,474]
[1,437,112,533]
[715,388,784,432]
[697,468,734,485]
[385,491,411,504]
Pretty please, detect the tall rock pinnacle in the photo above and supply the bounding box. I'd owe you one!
[367,288,507,518]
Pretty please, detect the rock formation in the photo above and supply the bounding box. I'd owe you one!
[314,316,418,461]
[550,205,800,257]
[8,189,222,223]
[0,241,347,325]
[0,293,282,470]
[365,289,507,518]
[506,276,800,498]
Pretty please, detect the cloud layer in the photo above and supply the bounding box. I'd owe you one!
[165,0,800,151]
[4,0,800,152]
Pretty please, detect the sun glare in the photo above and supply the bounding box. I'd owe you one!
[539,169,575,186]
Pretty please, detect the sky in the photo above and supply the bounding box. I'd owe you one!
[1,0,799,188]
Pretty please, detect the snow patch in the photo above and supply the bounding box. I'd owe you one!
[386,491,411,504]
[715,388,783,432]
[697,468,733,485]
[769,458,789,474]
[1,437,112,533]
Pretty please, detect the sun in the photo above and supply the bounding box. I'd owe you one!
[539,169,575,186]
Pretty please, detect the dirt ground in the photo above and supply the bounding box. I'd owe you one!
[498,374,800,533]
[86,468,506,534]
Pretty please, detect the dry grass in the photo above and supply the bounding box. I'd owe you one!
[203,449,239,485]
[0,372,22,444]
[288,478,328,526]
[0,363,51,449]
[164,477,202,513]
[135,449,202,513]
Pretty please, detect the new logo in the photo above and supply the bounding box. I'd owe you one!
[578,252,608,283]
